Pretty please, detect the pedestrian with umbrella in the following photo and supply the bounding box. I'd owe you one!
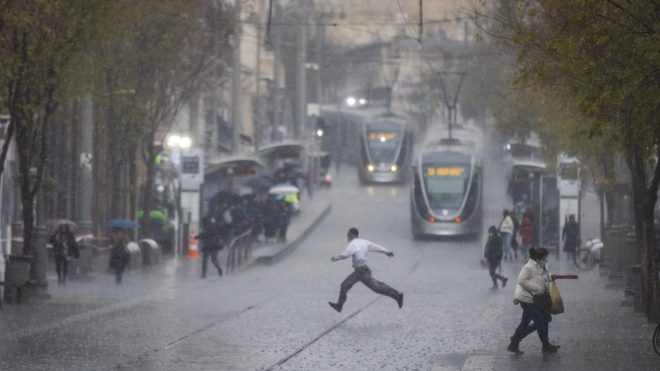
[48,222,79,286]
[269,183,298,243]
[196,216,226,278]
[106,219,138,284]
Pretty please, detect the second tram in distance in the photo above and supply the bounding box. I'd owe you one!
[410,135,483,238]
[320,106,414,184]
[358,115,412,183]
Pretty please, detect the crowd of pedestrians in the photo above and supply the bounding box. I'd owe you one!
[484,208,580,354]
[203,192,295,248]
[193,165,303,279]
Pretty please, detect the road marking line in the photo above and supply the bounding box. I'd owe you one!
[264,296,381,371]
[265,258,423,370]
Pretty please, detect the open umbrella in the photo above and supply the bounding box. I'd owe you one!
[244,176,272,190]
[106,219,140,229]
[283,193,299,204]
[46,219,77,235]
[268,183,299,195]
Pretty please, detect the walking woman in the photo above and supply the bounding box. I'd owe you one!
[196,217,225,278]
[499,210,515,261]
[519,212,535,260]
[48,225,80,285]
[109,229,131,284]
[484,226,508,290]
[562,214,580,261]
[507,247,560,354]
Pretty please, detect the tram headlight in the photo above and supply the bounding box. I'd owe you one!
[390,165,398,172]
[367,164,375,172]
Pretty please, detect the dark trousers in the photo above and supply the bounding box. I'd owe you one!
[513,301,549,344]
[114,266,126,284]
[488,261,506,287]
[336,266,400,306]
[202,249,222,278]
[277,215,290,241]
[55,256,69,285]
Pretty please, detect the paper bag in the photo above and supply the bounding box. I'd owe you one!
[550,281,564,314]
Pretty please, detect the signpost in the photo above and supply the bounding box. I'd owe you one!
[178,148,204,256]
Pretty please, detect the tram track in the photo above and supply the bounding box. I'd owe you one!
[264,258,424,371]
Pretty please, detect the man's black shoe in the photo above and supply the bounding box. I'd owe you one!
[397,293,404,308]
[328,302,342,313]
[542,343,558,353]
[502,277,508,288]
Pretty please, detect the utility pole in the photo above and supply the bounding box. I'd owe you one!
[231,0,242,154]
[254,12,262,151]
[76,92,93,234]
[438,71,466,140]
[316,14,326,105]
[271,4,282,141]
[294,2,307,140]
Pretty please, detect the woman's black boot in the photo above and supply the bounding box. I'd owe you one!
[506,337,523,354]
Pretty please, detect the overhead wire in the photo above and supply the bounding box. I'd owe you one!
[395,0,420,42]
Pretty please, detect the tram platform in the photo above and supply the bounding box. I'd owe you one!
[250,187,332,266]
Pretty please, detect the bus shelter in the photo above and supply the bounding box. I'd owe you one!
[203,156,265,216]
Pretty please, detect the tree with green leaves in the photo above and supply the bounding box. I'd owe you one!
[88,0,234,235]
[0,1,100,263]
[479,0,660,319]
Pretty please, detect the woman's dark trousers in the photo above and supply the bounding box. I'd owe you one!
[202,249,222,278]
[114,266,126,284]
[55,256,69,285]
[512,301,549,343]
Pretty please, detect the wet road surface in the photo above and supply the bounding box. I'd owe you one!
[2,132,658,370]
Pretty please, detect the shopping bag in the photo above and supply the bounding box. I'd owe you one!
[550,281,564,314]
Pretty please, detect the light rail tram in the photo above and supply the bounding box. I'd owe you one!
[411,126,483,238]
[320,106,414,184]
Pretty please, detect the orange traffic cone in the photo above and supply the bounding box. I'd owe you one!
[187,227,199,260]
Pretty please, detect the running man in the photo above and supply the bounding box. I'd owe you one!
[328,228,404,312]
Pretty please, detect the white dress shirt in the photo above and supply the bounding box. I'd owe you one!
[334,238,391,268]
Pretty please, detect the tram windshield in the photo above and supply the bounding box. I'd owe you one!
[422,164,470,210]
[366,129,401,164]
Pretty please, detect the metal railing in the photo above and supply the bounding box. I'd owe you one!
[226,229,254,274]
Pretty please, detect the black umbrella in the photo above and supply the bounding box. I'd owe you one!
[244,176,273,190]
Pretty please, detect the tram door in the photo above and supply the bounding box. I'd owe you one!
[539,175,559,254]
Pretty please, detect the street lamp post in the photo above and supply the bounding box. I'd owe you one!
[165,134,201,256]
[437,71,466,140]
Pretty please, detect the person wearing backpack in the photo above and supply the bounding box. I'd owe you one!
[484,226,508,290]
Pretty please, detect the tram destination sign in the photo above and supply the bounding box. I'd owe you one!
[368,132,398,140]
[425,166,465,177]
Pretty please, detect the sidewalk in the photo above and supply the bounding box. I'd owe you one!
[493,254,660,370]
[249,187,332,266]
[0,187,332,340]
